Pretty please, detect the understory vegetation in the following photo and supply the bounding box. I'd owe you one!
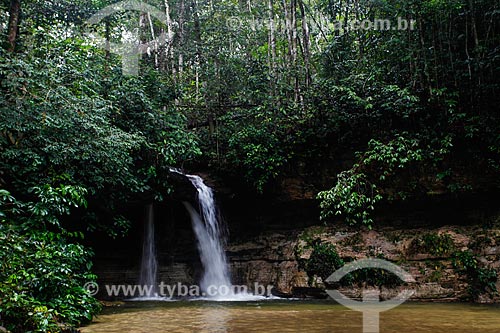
[0,189,101,332]
[296,237,404,288]
[297,235,497,300]
[0,0,499,330]
[453,250,498,299]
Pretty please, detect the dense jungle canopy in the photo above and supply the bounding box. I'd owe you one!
[0,0,499,331]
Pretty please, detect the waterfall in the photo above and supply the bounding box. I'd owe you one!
[170,168,269,300]
[139,204,158,297]
[183,174,232,295]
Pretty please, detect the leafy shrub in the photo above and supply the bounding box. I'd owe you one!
[227,123,287,192]
[297,238,345,285]
[408,233,456,257]
[452,250,498,299]
[318,171,382,227]
[0,189,101,332]
[297,238,404,288]
[0,47,200,233]
[345,266,403,288]
[317,133,449,227]
[0,229,100,332]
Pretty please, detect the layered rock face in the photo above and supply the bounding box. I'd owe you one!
[227,223,500,303]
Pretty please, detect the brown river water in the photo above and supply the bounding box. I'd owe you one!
[80,300,500,333]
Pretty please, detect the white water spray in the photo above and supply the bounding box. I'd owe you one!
[169,168,272,300]
[183,174,232,294]
[139,204,158,297]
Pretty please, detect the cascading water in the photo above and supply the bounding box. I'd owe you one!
[170,168,270,300]
[139,204,158,297]
[183,174,232,295]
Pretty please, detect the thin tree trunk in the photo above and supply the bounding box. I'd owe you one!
[465,18,472,81]
[147,13,159,68]
[193,0,202,97]
[282,0,293,63]
[178,0,186,77]
[355,0,363,59]
[7,0,21,52]
[344,0,350,35]
[418,17,432,95]
[298,0,311,87]
[469,0,479,48]
[268,0,276,93]
[104,17,111,69]
[164,0,175,77]
[139,12,148,64]
[291,0,297,65]
[289,0,300,103]
[447,14,457,88]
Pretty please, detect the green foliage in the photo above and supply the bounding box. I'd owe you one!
[408,233,456,257]
[312,0,499,226]
[297,238,345,285]
[0,229,101,332]
[0,5,210,329]
[28,185,87,225]
[227,123,287,192]
[297,237,404,288]
[0,0,498,327]
[318,134,426,227]
[345,264,404,288]
[318,171,382,227]
[452,250,498,299]
[0,190,101,332]
[1,184,88,230]
[0,31,200,234]
[425,262,445,283]
[361,135,424,182]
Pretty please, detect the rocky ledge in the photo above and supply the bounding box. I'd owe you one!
[227,221,500,303]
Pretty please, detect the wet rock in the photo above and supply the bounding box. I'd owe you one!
[225,223,500,303]
[291,287,328,299]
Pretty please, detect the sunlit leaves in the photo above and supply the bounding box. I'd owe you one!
[318,134,435,227]
[318,170,382,227]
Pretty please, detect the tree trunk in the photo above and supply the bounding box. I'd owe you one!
[298,0,311,87]
[282,0,293,64]
[178,0,186,77]
[7,0,21,52]
[469,0,479,48]
[104,18,111,58]
[290,0,298,66]
[147,13,159,68]
[164,0,175,77]
[193,0,202,97]
[104,17,111,72]
[268,0,276,93]
[287,0,300,103]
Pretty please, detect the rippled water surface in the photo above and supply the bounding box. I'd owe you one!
[81,300,500,333]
